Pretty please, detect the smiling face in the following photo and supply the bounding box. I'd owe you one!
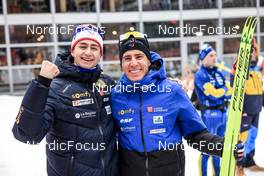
[121,50,151,81]
[202,50,217,68]
[71,39,101,69]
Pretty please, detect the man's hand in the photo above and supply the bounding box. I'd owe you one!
[234,141,244,161]
[39,61,60,79]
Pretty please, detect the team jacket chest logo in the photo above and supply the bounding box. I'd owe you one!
[118,108,135,115]
[71,91,93,106]
[120,118,133,124]
[75,111,96,119]
[208,72,224,86]
[72,98,94,106]
[153,116,163,124]
[72,91,90,99]
[147,106,168,113]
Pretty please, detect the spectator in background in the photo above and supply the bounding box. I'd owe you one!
[0,54,7,83]
[194,44,232,176]
[232,39,264,176]
[181,66,196,97]
[160,0,171,10]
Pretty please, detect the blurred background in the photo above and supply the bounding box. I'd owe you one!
[0,0,264,94]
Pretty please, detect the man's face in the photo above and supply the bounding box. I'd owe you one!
[251,47,257,62]
[71,40,101,69]
[202,50,217,68]
[121,50,151,81]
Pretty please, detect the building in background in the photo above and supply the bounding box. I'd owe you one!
[0,0,264,93]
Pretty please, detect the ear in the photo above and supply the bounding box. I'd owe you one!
[120,62,124,72]
[71,51,74,58]
[201,58,206,65]
[148,60,151,67]
[71,51,77,65]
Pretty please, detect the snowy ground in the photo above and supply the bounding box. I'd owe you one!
[0,95,263,176]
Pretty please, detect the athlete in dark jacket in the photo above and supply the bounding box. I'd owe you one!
[110,31,244,176]
[12,24,119,176]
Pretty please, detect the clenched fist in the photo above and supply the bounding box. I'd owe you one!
[39,60,60,79]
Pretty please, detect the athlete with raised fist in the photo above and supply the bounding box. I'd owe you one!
[12,24,118,176]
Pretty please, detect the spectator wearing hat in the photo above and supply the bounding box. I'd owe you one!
[110,32,243,176]
[231,39,264,175]
[194,44,232,176]
[12,24,119,176]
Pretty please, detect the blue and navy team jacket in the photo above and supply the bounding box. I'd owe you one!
[194,65,231,109]
[230,63,263,114]
[110,52,208,176]
[243,64,263,114]
[12,52,119,176]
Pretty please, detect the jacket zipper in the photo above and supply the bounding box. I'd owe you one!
[68,155,75,176]
[175,145,183,175]
[68,124,78,176]
[139,92,149,176]
[93,91,106,176]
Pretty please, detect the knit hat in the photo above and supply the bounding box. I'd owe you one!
[198,44,214,60]
[119,31,151,62]
[71,24,103,55]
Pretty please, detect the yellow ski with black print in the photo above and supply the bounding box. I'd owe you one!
[220,16,257,176]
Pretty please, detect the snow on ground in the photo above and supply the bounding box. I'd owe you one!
[0,95,263,176]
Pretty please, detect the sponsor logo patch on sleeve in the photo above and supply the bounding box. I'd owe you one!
[16,106,24,124]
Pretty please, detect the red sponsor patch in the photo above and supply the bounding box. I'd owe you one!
[147,106,153,112]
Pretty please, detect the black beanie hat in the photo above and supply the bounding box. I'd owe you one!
[119,34,151,62]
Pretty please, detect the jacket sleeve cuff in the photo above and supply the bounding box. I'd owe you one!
[185,130,224,157]
[37,75,52,87]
